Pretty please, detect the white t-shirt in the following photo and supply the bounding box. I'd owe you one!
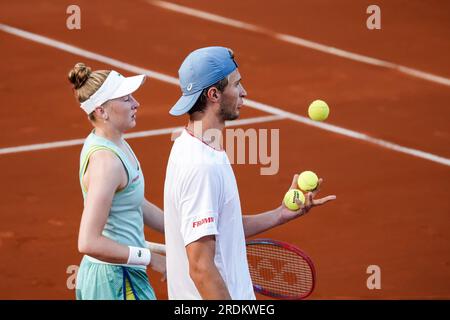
[164,129,255,300]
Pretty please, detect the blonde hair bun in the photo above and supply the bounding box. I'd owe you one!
[68,62,92,89]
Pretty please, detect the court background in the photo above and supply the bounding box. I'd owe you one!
[0,0,449,299]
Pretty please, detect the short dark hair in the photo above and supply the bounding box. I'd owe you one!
[188,77,229,115]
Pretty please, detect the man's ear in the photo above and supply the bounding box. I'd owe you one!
[207,87,220,102]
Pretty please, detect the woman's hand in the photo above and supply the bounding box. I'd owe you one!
[149,252,167,282]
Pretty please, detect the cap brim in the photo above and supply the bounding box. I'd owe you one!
[110,74,146,99]
[169,90,202,116]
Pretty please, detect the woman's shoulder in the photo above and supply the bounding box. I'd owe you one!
[80,133,123,169]
[81,132,121,156]
[88,149,123,172]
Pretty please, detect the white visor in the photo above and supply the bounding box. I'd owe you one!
[80,70,146,114]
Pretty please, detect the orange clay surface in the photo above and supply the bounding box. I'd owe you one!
[0,0,449,299]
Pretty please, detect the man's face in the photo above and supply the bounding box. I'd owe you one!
[218,69,247,121]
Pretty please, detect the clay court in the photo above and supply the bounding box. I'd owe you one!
[0,0,449,299]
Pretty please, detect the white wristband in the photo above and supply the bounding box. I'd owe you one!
[127,246,151,266]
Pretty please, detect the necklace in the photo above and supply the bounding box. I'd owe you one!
[185,127,223,151]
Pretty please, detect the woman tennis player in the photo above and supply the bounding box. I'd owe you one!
[68,63,165,300]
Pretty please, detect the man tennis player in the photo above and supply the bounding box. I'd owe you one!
[164,47,336,299]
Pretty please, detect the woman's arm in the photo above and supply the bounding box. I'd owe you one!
[142,199,164,234]
[78,150,130,263]
[78,150,129,263]
[78,151,160,266]
[78,150,165,272]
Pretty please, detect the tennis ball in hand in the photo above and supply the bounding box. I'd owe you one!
[298,171,319,191]
[283,189,305,211]
[308,100,329,121]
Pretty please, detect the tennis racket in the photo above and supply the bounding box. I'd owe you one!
[246,238,315,300]
[146,238,316,300]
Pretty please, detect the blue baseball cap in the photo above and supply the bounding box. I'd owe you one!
[169,46,238,116]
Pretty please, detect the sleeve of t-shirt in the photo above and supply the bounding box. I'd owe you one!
[179,165,222,246]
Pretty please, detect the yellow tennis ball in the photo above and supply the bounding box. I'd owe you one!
[298,171,319,191]
[283,189,305,211]
[308,100,329,121]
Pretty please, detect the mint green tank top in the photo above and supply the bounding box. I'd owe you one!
[79,131,146,249]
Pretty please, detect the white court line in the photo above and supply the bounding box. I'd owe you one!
[244,100,450,166]
[149,0,450,87]
[0,23,449,166]
[0,115,285,155]
[0,24,179,86]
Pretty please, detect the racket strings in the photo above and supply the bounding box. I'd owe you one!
[247,244,313,297]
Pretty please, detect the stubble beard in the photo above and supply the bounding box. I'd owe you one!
[219,100,239,121]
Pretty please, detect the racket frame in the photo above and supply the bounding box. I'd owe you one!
[246,238,316,300]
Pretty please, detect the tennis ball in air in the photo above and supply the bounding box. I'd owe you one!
[308,100,329,121]
[283,189,305,211]
[298,171,319,192]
